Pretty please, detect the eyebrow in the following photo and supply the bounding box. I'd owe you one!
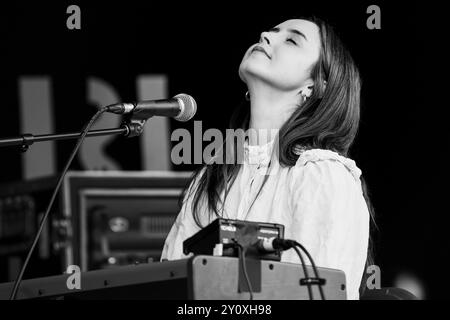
[268,27,308,41]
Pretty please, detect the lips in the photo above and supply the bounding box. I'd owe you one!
[251,45,271,59]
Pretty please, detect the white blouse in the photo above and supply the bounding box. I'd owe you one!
[161,139,370,300]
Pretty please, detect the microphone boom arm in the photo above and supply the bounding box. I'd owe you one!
[0,122,144,152]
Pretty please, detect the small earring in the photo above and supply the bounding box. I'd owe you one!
[301,92,309,103]
[245,91,250,101]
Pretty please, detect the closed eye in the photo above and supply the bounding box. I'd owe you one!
[286,38,297,45]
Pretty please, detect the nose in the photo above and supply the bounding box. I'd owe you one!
[259,31,270,45]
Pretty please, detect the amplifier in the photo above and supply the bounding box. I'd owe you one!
[61,170,192,271]
[0,176,62,282]
[0,255,347,300]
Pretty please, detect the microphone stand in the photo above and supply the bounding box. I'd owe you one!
[3,110,148,299]
[0,121,144,151]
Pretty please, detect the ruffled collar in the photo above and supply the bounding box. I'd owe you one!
[241,138,362,180]
[243,137,276,166]
[294,147,362,180]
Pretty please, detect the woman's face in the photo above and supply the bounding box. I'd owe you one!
[239,19,321,92]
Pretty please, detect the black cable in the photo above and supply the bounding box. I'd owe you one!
[9,107,108,300]
[261,238,325,300]
[292,241,326,300]
[235,243,253,300]
[291,245,313,300]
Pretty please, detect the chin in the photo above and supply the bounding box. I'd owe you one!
[238,65,247,83]
[239,61,269,83]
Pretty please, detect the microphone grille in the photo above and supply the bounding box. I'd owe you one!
[174,94,197,122]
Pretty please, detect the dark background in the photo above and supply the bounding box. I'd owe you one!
[1,1,441,299]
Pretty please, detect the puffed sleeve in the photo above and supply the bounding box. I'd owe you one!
[160,168,206,261]
[284,149,370,300]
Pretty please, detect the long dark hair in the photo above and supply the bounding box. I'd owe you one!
[182,16,375,296]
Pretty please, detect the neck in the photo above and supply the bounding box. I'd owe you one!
[246,81,299,146]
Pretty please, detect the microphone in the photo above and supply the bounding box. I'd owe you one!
[106,93,197,122]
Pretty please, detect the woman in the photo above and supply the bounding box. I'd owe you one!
[161,16,373,300]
